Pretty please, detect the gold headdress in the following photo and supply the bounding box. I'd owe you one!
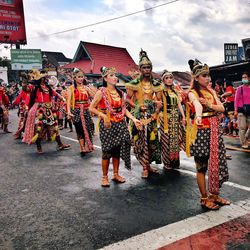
[28,69,47,81]
[139,49,152,68]
[188,59,209,77]
[73,68,85,76]
[100,66,117,77]
[161,70,174,81]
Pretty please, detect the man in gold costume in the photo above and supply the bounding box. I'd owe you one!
[126,49,162,178]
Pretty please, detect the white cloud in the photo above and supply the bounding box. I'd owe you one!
[1,0,249,72]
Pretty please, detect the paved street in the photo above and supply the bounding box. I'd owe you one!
[0,109,250,250]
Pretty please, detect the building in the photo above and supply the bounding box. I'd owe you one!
[60,41,137,86]
[42,51,72,76]
[210,60,250,87]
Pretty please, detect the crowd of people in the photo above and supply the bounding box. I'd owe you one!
[212,73,250,149]
[1,49,250,210]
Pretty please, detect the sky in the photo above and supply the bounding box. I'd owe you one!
[1,0,250,72]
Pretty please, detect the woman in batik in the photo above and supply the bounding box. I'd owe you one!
[67,68,96,156]
[186,59,230,210]
[23,69,70,153]
[89,66,141,187]
[160,70,186,170]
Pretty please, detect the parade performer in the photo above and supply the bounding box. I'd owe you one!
[62,85,73,132]
[186,59,230,210]
[54,84,65,130]
[0,82,11,133]
[12,74,33,139]
[22,69,70,154]
[67,68,96,156]
[89,66,141,187]
[126,49,162,179]
[160,70,186,170]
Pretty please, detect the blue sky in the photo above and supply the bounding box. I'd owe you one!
[1,0,250,71]
[46,0,105,13]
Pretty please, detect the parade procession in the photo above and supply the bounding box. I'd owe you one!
[1,0,250,249]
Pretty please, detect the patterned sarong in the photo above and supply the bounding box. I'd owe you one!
[99,119,131,169]
[190,118,229,193]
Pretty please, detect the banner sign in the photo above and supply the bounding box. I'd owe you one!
[11,49,42,70]
[237,46,245,61]
[0,0,27,44]
[224,43,238,64]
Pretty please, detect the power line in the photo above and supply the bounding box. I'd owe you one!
[30,0,180,39]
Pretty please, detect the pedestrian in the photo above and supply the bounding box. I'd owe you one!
[186,59,230,210]
[89,66,142,187]
[234,72,250,149]
[22,69,70,154]
[159,70,186,170]
[126,49,162,179]
[221,79,235,128]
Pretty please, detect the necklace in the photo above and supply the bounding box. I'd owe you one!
[141,81,152,94]
[108,89,121,102]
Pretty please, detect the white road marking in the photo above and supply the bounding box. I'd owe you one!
[100,199,250,250]
[61,135,250,192]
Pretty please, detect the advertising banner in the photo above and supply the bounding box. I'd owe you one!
[0,0,27,44]
[224,43,238,64]
[11,49,42,70]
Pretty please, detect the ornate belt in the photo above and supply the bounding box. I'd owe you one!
[202,112,216,117]
[75,100,88,104]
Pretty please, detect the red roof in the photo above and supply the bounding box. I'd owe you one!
[61,41,137,75]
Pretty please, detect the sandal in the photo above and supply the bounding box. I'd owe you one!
[200,197,220,210]
[37,148,44,154]
[57,144,71,151]
[209,194,230,206]
[112,174,126,183]
[101,176,110,187]
[164,165,172,171]
[80,151,86,157]
[141,169,149,179]
[148,166,159,174]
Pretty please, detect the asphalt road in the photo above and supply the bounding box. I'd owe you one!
[0,109,249,250]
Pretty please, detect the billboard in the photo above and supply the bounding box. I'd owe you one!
[11,49,42,70]
[224,43,238,64]
[0,0,27,44]
[237,46,245,61]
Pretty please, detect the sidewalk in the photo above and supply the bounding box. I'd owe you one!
[223,135,250,153]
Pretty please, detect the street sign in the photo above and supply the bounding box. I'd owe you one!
[11,49,42,70]
[224,43,238,63]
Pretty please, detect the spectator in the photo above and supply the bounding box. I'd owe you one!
[221,80,235,115]
[234,72,250,149]
[213,79,224,100]
[221,112,230,135]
